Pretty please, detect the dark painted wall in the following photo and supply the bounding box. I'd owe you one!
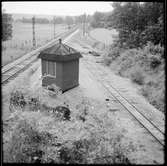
[41,60,46,76]
[41,59,80,91]
[55,62,63,89]
[62,59,79,91]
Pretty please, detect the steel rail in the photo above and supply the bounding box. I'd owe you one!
[82,58,164,147]
[2,27,78,85]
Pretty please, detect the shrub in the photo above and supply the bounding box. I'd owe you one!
[10,90,27,110]
[54,106,71,121]
[5,119,41,163]
[4,118,54,163]
[141,83,165,112]
[28,97,40,112]
[147,54,162,69]
[76,100,89,122]
[130,69,145,85]
[58,139,89,164]
[143,42,164,57]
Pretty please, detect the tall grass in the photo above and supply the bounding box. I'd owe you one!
[105,42,165,113]
[3,86,135,163]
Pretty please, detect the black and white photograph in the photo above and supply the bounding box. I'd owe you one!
[2,1,165,164]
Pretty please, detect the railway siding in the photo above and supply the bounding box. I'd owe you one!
[81,55,164,147]
[2,27,78,85]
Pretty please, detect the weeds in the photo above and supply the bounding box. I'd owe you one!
[9,90,27,110]
[106,42,164,112]
[130,69,145,85]
[58,143,87,164]
[4,119,49,163]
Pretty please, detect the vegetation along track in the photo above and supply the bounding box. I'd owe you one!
[82,58,164,147]
[2,26,78,85]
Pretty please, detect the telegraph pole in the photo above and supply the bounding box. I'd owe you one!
[32,16,36,48]
[83,13,86,36]
[53,16,56,39]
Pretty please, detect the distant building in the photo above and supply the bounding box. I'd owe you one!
[38,39,82,92]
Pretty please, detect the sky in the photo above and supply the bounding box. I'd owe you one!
[2,1,113,16]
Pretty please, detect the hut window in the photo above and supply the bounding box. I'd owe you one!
[46,61,49,75]
[45,61,56,76]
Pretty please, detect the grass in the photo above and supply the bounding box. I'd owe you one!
[130,68,145,85]
[104,41,165,113]
[2,22,67,66]
[3,84,136,164]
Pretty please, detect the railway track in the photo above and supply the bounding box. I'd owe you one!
[82,57,164,147]
[2,26,78,85]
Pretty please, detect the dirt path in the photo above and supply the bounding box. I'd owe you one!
[89,28,118,45]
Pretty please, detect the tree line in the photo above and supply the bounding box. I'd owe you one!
[90,2,164,48]
[3,2,164,46]
[2,12,13,41]
[16,14,92,25]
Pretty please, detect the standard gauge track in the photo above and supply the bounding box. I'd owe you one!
[2,27,78,85]
[82,58,164,147]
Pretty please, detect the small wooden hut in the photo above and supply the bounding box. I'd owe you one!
[38,39,82,92]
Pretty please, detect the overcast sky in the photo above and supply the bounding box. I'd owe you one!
[2,1,113,16]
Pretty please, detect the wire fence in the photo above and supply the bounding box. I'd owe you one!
[2,21,69,66]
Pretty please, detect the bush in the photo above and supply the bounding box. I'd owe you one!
[149,55,161,69]
[143,42,164,57]
[10,90,27,110]
[141,82,165,112]
[130,69,145,85]
[58,140,88,164]
[4,119,49,163]
[28,97,40,112]
[54,106,71,121]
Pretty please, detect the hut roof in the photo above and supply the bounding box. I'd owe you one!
[38,39,82,62]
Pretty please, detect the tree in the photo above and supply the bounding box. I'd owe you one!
[91,12,105,28]
[74,15,85,24]
[2,11,13,41]
[106,2,164,48]
[21,17,50,24]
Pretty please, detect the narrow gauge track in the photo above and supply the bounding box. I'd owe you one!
[82,58,164,147]
[2,27,78,85]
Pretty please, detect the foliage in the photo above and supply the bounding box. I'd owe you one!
[143,41,164,57]
[4,119,53,163]
[2,13,13,41]
[130,68,145,85]
[106,2,164,48]
[58,140,88,164]
[141,78,165,112]
[107,42,165,112]
[10,90,27,109]
[20,17,50,24]
[91,12,106,28]
[4,84,137,164]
